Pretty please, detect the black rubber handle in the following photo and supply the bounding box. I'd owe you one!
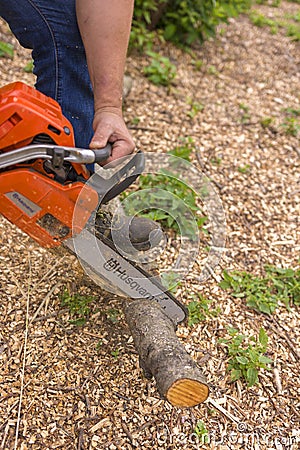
[92,143,112,163]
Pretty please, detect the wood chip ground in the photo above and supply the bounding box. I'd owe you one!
[0,2,299,449]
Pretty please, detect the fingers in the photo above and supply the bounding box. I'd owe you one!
[90,109,135,164]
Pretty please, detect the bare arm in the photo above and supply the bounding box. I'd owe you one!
[76,0,135,162]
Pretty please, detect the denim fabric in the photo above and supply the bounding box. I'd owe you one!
[0,0,94,149]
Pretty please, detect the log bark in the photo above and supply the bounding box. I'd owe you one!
[123,298,209,408]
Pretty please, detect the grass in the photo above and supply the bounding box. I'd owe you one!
[219,265,300,314]
[249,8,300,40]
[219,327,273,386]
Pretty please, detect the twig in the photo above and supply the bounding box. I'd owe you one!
[273,367,282,394]
[266,318,300,361]
[77,428,84,450]
[30,282,61,322]
[207,397,241,424]
[14,257,31,450]
[128,126,158,132]
[195,150,224,191]
[121,421,134,443]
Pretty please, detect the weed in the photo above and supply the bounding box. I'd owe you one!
[61,290,94,325]
[280,108,300,136]
[219,327,273,387]
[111,348,120,358]
[0,41,14,58]
[194,420,209,443]
[210,156,222,166]
[280,117,300,136]
[131,117,140,126]
[106,308,121,324]
[144,51,176,86]
[219,266,300,314]
[187,293,220,326]
[260,117,274,128]
[191,59,204,70]
[160,271,182,294]
[121,138,207,237]
[249,11,278,33]
[186,97,205,119]
[286,23,300,40]
[238,164,251,174]
[239,103,251,123]
[96,340,103,351]
[207,65,219,75]
[24,60,34,73]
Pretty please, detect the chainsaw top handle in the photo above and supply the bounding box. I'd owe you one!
[0,143,112,170]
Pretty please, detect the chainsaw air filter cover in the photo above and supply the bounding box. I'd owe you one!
[0,81,74,152]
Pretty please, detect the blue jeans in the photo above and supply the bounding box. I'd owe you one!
[0,0,94,149]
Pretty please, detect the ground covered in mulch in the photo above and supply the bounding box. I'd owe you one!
[0,2,299,449]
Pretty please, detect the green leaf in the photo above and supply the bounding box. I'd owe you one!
[246,368,258,386]
[258,355,273,365]
[0,41,14,58]
[258,328,268,347]
[235,356,249,365]
[231,369,242,381]
[164,23,177,40]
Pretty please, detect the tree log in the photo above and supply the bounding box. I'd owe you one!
[123,298,209,408]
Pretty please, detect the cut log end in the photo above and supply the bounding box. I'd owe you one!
[124,298,210,408]
[166,378,209,408]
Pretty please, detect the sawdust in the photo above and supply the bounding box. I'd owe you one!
[0,2,299,449]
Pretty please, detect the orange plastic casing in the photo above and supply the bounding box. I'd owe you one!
[0,82,98,248]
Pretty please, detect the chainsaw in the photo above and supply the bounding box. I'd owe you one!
[0,82,187,324]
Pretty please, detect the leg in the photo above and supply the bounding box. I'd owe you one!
[0,0,94,148]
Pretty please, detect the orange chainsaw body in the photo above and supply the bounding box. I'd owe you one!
[0,82,98,248]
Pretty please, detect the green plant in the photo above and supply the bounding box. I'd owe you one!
[238,103,251,123]
[286,23,300,40]
[220,266,300,314]
[144,51,176,86]
[279,108,300,136]
[131,0,252,51]
[249,10,279,33]
[0,41,14,58]
[191,59,204,70]
[187,293,220,326]
[111,348,120,358]
[61,290,94,325]
[260,117,274,128]
[219,327,272,386]
[131,116,140,126]
[106,308,121,323]
[160,271,182,293]
[121,138,207,237]
[210,156,222,165]
[207,65,219,75]
[24,60,34,73]
[237,164,251,173]
[280,117,300,136]
[194,420,209,443]
[186,98,205,119]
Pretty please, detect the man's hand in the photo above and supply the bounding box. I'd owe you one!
[90,108,135,163]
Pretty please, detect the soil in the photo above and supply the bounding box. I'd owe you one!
[0,2,299,449]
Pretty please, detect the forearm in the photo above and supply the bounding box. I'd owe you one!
[76,0,134,113]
